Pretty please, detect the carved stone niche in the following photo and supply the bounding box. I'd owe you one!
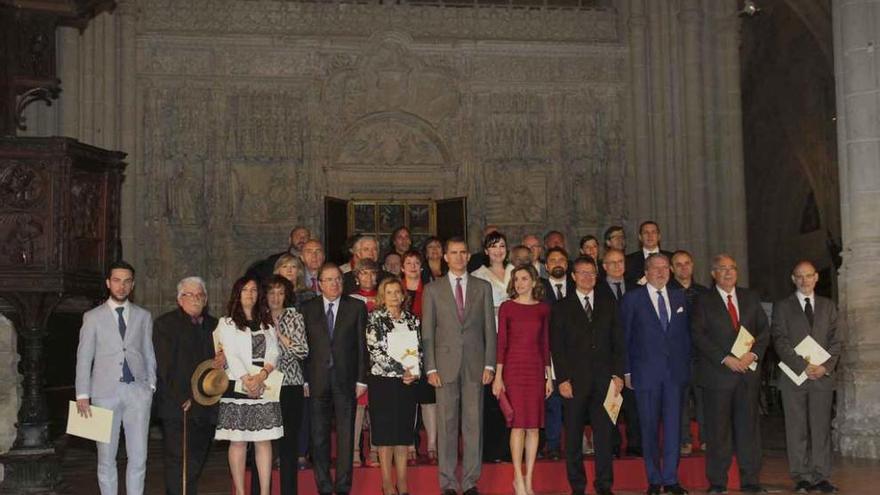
[0,137,125,493]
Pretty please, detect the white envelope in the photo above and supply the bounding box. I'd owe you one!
[778,335,832,386]
[234,366,284,402]
[387,328,420,376]
[67,401,113,443]
[603,379,623,425]
[731,326,758,371]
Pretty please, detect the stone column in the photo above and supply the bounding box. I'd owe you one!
[832,0,880,459]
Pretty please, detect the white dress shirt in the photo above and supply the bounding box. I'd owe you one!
[575,288,594,311]
[549,276,568,299]
[795,291,815,311]
[647,284,672,323]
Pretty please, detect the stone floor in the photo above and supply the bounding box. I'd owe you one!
[57,416,880,495]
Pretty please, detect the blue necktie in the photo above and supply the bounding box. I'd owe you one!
[657,290,669,332]
[116,307,134,383]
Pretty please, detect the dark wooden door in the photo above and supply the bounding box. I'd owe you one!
[435,196,467,242]
[324,196,349,265]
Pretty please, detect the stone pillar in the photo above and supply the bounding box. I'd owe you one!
[832,0,880,459]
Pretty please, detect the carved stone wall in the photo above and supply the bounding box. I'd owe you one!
[45,0,748,314]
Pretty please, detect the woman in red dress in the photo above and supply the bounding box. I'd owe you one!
[492,264,552,495]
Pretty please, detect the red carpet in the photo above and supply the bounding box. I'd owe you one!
[243,454,740,494]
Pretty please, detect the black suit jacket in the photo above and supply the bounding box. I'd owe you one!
[691,286,770,389]
[624,249,674,284]
[153,308,218,421]
[595,277,638,302]
[550,290,626,394]
[541,277,576,304]
[302,295,368,394]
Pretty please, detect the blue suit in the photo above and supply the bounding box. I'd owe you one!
[621,285,691,486]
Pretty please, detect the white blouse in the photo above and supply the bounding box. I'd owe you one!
[215,317,279,381]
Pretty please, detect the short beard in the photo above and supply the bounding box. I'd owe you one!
[549,267,566,279]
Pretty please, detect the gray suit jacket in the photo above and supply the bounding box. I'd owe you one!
[76,301,157,399]
[422,274,496,383]
[771,293,841,390]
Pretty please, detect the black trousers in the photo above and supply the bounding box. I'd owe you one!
[161,415,215,495]
[280,385,305,495]
[563,378,614,493]
[311,373,356,494]
[612,387,642,453]
[702,377,762,489]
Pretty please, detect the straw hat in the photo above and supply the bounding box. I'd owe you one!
[190,359,229,406]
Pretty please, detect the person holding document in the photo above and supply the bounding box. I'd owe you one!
[75,260,156,495]
[215,275,283,495]
[771,261,841,494]
[550,256,625,495]
[620,254,690,495]
[691,254,769,494]
[365,277,421,495]
[492,264,552,495]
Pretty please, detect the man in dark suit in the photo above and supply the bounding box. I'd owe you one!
[538,246,574,459]
[772,261,841,494]
[624,221,673,285]
[423,237,496,495]
[668,250,710,455]
[246,226,311,281]
[691,254,770,494]
[154,276,219,495]
[597,248,642,456]
[302,263,368,495]
[551,256,625,495]
[621,254,691,495]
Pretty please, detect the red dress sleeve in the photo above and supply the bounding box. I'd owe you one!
[496,301,509,366]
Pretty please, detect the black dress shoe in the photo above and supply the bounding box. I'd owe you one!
[740,484,768,493]
[794,480,812,493]
[595,488,615,495]
[706,486,727,494]
[662,483,688,494]
[547,448,562,460]
[463,488,479,495]
[646,484,661,495]
[441,490,457,495]
[812,480,839,493]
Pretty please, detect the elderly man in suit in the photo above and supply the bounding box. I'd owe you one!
[621,254,691,495]
[302,262,368,495]
[772,261,841,494]
[423,237,496,495]
[551,256,625,495]
[75,260,157,495]
[691,254,770,494]
[153,276,219,495]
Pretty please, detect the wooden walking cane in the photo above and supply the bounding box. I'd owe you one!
[182,406,188,495]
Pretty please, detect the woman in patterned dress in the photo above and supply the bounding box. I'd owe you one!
[265,275,308,495]
[366,277,421,495]
[215,276,283,495]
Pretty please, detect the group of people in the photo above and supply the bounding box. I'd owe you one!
[73,222,841,495]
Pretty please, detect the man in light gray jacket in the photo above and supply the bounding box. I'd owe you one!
[422,237,497,495]
[76,260,156,495]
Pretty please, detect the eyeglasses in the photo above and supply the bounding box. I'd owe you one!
[793,273,817,280]
[181,292,206,300]
[320,277,342,284]
[573,271,597,278]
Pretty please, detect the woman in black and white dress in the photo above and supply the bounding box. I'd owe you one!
[366,277,421,495]
[265,275,308,495]
[215,275,283,495]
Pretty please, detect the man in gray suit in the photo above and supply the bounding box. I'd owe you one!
[772,261,841,494]
[422,237,497,495]
[76,260,157,495]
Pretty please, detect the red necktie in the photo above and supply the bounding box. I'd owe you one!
[455,277,465,322]
[727,294,739,331]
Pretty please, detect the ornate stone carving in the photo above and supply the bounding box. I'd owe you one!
[337,118,446,168]
[137,1,620,43]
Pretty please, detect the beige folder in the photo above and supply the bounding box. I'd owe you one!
[731,326,758,371]
[603,379,623,425]
[66,401,113,444]
[778,335,832,386]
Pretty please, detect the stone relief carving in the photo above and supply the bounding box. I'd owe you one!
[224,90,305,163]
[230,164,297,223]
[137,0,620,43]
[337,119,446,167]
[482,159,547,224]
